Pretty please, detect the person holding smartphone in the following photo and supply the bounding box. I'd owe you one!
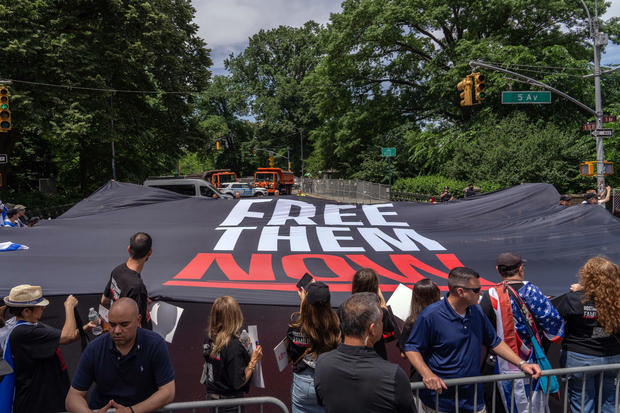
[287,280,340,413]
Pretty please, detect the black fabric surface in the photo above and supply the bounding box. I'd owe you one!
[1,181,619,305]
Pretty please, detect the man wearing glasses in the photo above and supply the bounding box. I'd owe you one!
[480,253,564,413]
[403,267,541,413]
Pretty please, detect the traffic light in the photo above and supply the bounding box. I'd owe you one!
[580,161,614,176]
[457,75,473,107]
[473,72,485,103]
[216,141,220,151]
[269,156,274,168]
[0,87,11,132]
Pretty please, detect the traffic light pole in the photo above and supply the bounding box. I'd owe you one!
[471,1,608,193]
[581,0,606,193]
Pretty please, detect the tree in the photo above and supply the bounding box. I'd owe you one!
[225,22,325,174]
[0,0,211,197]
[304,0,616,187]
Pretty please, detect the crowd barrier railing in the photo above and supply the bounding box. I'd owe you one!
[410,363,620,413]
[64,396,289,413]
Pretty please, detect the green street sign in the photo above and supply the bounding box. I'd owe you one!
[501,91,551,104]
[381,147,396,157]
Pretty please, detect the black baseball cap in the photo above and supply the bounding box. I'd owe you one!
[306,281,330,306]
[496,252,525,271]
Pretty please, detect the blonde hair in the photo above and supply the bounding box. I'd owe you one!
[579,257,620,335]
[208,296,243,355]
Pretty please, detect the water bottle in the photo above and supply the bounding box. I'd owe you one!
[239,329,252,354]
[88,307,102,336]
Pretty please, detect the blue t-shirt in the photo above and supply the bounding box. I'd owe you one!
[71,328,175,409]
[404,297,501,412]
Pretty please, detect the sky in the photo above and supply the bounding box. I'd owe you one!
[191,0,619,76]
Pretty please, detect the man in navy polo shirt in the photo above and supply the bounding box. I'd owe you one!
[65,298,175,413]
[404,267,541,413]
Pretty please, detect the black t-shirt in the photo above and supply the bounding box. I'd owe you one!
[315,344,414,413]
[286,325,316,373]
[556,291,620,357]
[440,192,452,202]
[10,323,70,413]
[104,263,152,330]
[203,335,251,397]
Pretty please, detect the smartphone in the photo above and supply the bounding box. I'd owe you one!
[296,273,314,291]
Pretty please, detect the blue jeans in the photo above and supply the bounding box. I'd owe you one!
[561,350,620,413]
[291,368,324,413]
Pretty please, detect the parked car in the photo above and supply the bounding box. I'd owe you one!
[220,182,267,197]
[144,178,233,199]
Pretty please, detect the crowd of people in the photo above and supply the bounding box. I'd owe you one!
[0,232,618,413]
[0,200,39,227]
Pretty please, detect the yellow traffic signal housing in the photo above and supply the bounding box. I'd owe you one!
[580,161,614,176]
[457,75,473,107]
[216,141,221,151]
[269,156,275,168]
[473,72,485,103]
[0,87,11,132]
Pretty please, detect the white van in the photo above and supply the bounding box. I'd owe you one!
[143,178,233,199]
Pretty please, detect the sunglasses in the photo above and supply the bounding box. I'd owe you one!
[455,286,481,293]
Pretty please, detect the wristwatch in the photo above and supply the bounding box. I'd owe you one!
[518,360,526,369]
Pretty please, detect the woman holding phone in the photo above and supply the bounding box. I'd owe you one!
[287,281,340,413]
[202,296,263,412]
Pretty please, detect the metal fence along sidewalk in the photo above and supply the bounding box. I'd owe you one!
[410,363,620,413]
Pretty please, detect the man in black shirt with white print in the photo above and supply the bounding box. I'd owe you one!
[102,232,153,330]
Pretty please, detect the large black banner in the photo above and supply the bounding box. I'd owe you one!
[2,181,619,305]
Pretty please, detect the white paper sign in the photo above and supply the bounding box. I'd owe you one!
[386,283,413,321]
[98,305,109,322]
[248,325,265,388]
[274,337,289,372]
[148,301,184,344]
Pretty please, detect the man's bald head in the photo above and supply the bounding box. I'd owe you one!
[109,298,141,348]
[110,297,139,318]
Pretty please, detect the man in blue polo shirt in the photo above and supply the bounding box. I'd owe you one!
[404,267,541,413]
[65,298,175,413]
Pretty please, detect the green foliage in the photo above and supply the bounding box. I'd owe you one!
[172,150,213,176]
[0,0,211,198]
[393,175,502,198]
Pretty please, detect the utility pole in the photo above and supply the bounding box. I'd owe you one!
[472,1,609,194]
[581,0,608,193]
[110,95,116,180]
[299,129,304,178]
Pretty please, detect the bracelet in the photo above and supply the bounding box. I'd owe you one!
[247,363,256,371]
[129,407,135,413]
[518,360,526,369]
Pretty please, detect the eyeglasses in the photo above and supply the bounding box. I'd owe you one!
[455,286,481,293]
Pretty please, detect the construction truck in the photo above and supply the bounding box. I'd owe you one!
[254,167,294,195]
[201,169,238,188]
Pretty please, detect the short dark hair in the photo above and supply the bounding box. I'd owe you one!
[339,292,381,339]
[351,268,379,294]
[129,232,152,259]
[8,306,31,317]
[448,267,480,293]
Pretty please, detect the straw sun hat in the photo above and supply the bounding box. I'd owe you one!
[4,284,49,307]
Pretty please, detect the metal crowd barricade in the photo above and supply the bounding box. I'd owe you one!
[153,396,289,413]
[301,178,391,204]
[65,396,289,413]
[410,363,620,413]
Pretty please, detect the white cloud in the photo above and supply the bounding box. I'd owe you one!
[192,0,342,70]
